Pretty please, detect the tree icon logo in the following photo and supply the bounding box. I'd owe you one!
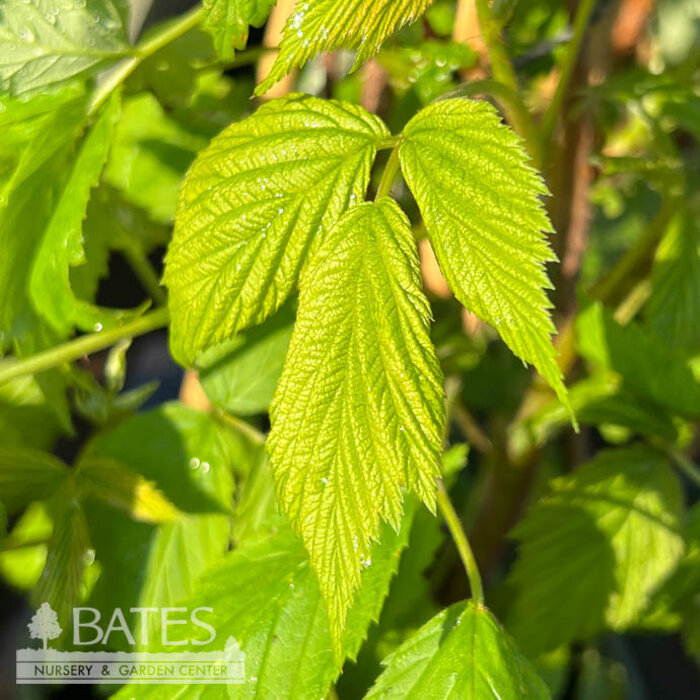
[28,603,62,650]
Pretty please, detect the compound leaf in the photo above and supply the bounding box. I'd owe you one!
[399,98,571,416]
[508,445,684,655]
[366,601,550,699]
[0,0,128,95]
[256,0,435,95]
[202,0,275,61]
[165,94,388,365]
[268,198,444,652]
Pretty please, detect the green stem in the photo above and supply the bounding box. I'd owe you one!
[88,6,204,116]
[474,0,537,154]
[436,480,484,604]
[216,410,266,445]
[667,448,700,489]
[0,307,169,386]
[122,244,167,306]
[375,146,402,199]
[540,0,597,150]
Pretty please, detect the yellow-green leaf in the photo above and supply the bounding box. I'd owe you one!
[399,98,572,418]
[165,94,388,365]
[255,0,435,95]
[268,198,444,652]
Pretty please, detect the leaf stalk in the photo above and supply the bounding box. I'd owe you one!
[436,480,484,605]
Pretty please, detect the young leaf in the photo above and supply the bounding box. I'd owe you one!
[508,445,684,655]
[165,94,389,365]
[366,602,550,699]
[268,198,444,650]
[0,446,69,513]
[29,93,121,335]
[202,0,275,61]
[255,0,435,95]
[0,0,128,95]
[113,508,414,700]
[399,98,571,415]
[647,210,700,355]
[75,457,180,524]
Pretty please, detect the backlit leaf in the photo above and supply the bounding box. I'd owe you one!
[256,0,435,95]
[268,198,444,651]
[399,98,571,416]
[165,94,388,365]
[202,0,275,61]
[366,602,550,699]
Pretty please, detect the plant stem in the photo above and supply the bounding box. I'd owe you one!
[375,146,402,199]
[88,6,204,116]
[473,0,537,153]
[122,244,167,306]
[540,0,597,151]
[0,308,169,386]
[436,480,484,605]
[666,448,700,489]
[216,410,266,445]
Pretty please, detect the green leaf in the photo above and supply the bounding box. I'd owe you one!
[202,0,275,61]
[507,445,685,655]
[82,403,244,645]
[0,0,128,95]
[75,457,180,523]
[113,507,414,700]
[0,446,68,513]
[198,300,295,415]
[32,496,91,626]
[0,372,66,449]
[165,93,389,365]
[29,93,122,335]
[255,0,435,95]
[399,98,571,417]
[647,210,700,355]
[268,198,444,651]
[0,502,51,590]
[577,299,700,419]
[0,90,87,353]
[366,602,550,699]
[103,93,207,223]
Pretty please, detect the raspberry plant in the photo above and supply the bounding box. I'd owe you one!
[1,1,700,698]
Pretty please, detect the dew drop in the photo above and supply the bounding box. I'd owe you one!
[189,457,201,470]
[201,462,210,474]
[93,322,103,331]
